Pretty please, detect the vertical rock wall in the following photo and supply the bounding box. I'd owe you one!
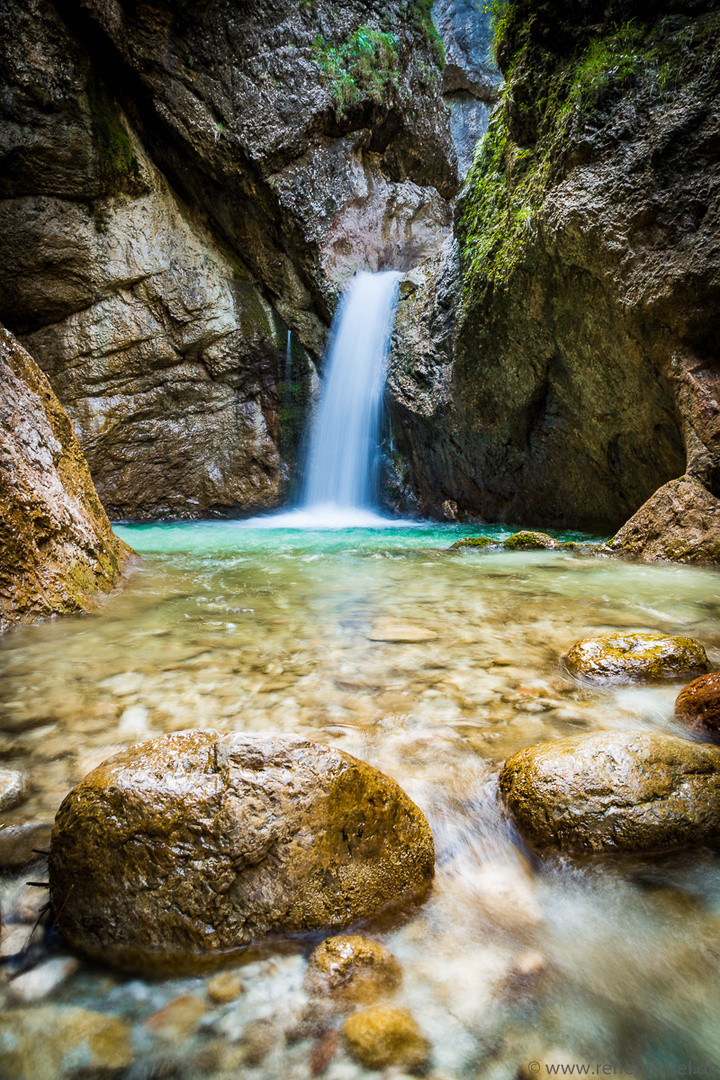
[0,327,132,630]
[388,1,720,551]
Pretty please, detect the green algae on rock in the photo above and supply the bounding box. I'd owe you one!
[0,327,132,632]
[499,731,720,854]
[504,532,557,551]
[450,535,496,549]
[305,935,402,1004]
[563,633,709,683]
[49,731,434,975]
[341,1004,431,1071]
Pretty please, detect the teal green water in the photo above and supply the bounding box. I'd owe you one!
[2,519,720,1079]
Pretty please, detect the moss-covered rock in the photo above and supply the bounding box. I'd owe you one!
[342,1005,431,1070]
[0,327,132,631]
[564,633,708,683]
[388,3,720,544]
[504,531,557,550]
[305,935,402,1004]
[49,731,434,975]
[499,731,720,854]
[675,674,720,736]
[450,535,495,549]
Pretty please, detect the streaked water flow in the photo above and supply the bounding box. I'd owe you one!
[302,270,401,515]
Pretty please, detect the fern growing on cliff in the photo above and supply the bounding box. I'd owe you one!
[312,27,399,120]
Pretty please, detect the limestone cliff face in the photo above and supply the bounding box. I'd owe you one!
[389,1,720,548]
[0,327,132,630]
[0,0,456,520]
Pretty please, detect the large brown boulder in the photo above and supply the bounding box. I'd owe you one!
[49,732,434,974]
[604,478,720,565]
[0,327,132,631]
[675,673,720,735]
[499,731,720,854]
[563,632,708,683]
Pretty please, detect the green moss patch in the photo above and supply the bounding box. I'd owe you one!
[312,26,400,119]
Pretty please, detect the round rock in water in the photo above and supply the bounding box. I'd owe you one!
[48,731,434,974]
[563,632,708,682]
[305,934,402,1003]
[342,1005,431,1071]
[675,673,720,734]
[499,731,720,853]
[0,769,28,812]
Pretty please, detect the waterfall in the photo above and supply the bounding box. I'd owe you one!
[302,270,401,514]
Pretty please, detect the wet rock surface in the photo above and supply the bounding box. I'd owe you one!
[500,731,720,854]
[49,730,435,973]
[0,771,28,812]
[564,632,709,683]
[605,477,720,565]
[504,531,557,551]
[0,327,131,630]
[341,1004,431,1070]
[305,935,402,1004]
[675,673,720,735]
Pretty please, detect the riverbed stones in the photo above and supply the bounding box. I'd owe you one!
[305,935,402,1004]
[48,731,434,974]
[675,674,720,734]
[367,622,438,643]
[563,632,709,682]
[0,770,28,811]
[0,1005,133,1080]
[499,731,720,853]
[341,1005,431,1070]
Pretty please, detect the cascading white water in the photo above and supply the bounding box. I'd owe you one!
[302,270,401,515]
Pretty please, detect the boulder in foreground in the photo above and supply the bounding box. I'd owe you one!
[49,731,434,974]
[563,632,708,682]
[500,731,720,853]
[0,327,132,631]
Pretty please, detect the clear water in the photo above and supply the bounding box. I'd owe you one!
[302,270,401,512]
[2,519,720,1079]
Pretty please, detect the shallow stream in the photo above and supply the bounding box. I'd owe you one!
[3,520,720,1078]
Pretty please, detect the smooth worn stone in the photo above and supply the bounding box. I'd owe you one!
[49,731,434,974]
[145,995,207,1040]
[450,536,495,549]
[305,935,402,1004]
[341,1004,431,1071]
[7,956,80,1004]
[0,1005,133,1080]
[675,673,720,733]
[563,632,709,682]
[367,623,438,643]
[206,971,244,1005]
[503,532,557,551]
[499,731,720,854]
[0,770,28,812]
